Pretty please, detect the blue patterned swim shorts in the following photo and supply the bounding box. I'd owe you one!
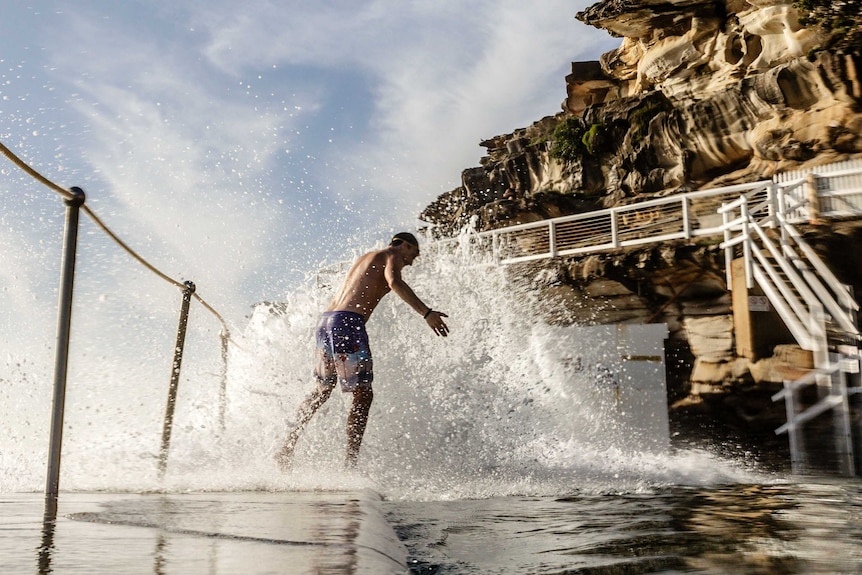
[313,311,373,392]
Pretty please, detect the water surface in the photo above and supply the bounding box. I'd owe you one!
[386,479,862,574]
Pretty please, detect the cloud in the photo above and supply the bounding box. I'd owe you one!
[341,1,617,208]
[4,0,617,323]
[193,0,613,207]
[0,0,622,488]
[189,1,617,210]
[40,7,321,319]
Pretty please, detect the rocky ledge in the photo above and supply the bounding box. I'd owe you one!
[420,0,862,465]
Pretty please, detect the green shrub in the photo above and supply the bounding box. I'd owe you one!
[581,123,605,155]
[793,0,861,54]
[629,103,666,142]
[549,117,586,164]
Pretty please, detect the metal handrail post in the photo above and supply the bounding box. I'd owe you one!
[610,209,619,248]
[45,187,85,510]
[722,203,733,289]
[682,196,692,239]
[218,330,229,433]
[767,181,777,228]
[741,201,753,289]
[158,280,196,479]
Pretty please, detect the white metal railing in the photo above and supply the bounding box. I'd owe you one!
[771,357,862,475]
[717,164,862,476]
[425,158,862,354]
[777,159,862,219]
[428,158,862,265]
[718,187,859,351]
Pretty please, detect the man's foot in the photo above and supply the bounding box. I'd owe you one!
[345,453,358,470]
[275,436,297,471]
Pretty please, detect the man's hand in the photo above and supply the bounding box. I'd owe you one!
[425,310,449,337]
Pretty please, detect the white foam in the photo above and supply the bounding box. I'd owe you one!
[0,245,765,497]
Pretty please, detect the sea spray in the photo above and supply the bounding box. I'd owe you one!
[219,240,760,498]
[0,242,762,494]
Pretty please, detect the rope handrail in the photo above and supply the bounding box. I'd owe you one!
[0,140,231,338]
[0,142,76,201]
[81,205,231,336]
[81,205,185,289]
[3,138,241,487]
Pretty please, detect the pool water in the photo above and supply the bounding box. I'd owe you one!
[385,479,862,574]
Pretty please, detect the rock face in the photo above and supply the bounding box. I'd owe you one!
[572,0,862,189]
[423,0,862,235]
[421,0,862,462]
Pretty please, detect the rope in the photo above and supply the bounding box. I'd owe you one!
[192,293,231,338]
[3,138,239,476]
[0,139,232,339]
[81,206,185,289]
[82,206,232,337]
[0,142,75,201]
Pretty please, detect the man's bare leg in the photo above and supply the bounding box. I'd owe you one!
[276,384,333,470]
[345,387,373,468]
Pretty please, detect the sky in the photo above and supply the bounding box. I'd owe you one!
[0,1,617,338]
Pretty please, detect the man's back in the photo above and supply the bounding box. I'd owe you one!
[326,249,393,319]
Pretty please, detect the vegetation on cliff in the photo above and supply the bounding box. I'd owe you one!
[796,0,862,55]
[423,0,862,237]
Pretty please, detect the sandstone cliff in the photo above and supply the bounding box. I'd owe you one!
[420,0,862,464]
[423,0,861,233]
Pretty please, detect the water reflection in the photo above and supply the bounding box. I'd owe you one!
[389,481,862,574]
[16,482,862,574]
[38,515,55,575]
[665,482,861,574]
[1,492,401,575]
[68,494,370,574]
[563,485,803,574]
[38,495,60,575]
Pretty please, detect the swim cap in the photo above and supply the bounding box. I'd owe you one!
[391,232,419,246]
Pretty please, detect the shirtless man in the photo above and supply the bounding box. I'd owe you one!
[276,232,449,469]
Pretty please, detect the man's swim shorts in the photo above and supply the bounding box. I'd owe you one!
[313,311,373,392]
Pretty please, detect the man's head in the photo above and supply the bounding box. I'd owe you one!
[390,232,418,247]
[390,232,420,265]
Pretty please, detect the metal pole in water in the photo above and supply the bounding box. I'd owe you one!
[45,187,85,510]
[218,330,229,433]
[158,280,196,480]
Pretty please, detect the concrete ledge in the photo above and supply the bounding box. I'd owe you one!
[0,490,408,574]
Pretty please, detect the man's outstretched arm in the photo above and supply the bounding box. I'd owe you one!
[385,255,449,336]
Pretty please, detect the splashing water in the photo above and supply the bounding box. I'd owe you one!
[0,238,763,497]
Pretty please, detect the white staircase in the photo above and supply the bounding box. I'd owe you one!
[718,171,862,475]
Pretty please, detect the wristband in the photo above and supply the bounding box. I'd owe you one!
[423,308,433,319]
